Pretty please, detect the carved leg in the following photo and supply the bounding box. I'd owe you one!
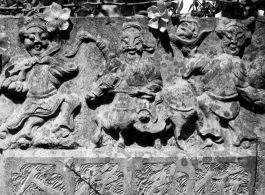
[0,124,8,139]
[91,114,109,148]
[115,132,125,151]
[11,117,45,146]
[51,93,80,133]
[0,103,32,139]
[198,110,223,148]
[228,119,255,147]
[197,94,223,145]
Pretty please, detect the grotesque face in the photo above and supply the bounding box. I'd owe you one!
[23,27,50,56]
[222,26,246,56]
[176,21,198,40]
[121,27,143,63]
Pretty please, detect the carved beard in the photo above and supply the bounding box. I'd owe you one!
[223,42,242,56]
[124,50,142,67]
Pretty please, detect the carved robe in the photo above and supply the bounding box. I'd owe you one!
[0,43,78,132]
[184,53,256,145]
[97,53,163,132]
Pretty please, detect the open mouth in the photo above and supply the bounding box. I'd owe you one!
[176,29,193,40]
[128,50,136,55]
[34,43,42,51]
[229,44,237,52]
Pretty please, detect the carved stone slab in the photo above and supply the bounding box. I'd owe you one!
[0,8,263,194]
[2,150,256,195]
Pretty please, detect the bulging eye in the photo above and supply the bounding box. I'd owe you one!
[41,33,48,39]
[28,34,35,41]
[182,22,188,27]
[237,34,244,39]
[225,33,232,39]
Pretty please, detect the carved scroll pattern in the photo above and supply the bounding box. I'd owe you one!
[11,164,66,195]
[133,163,250,195]
[195,163,250,195]
[133,163,189,195]
[75,163,124,195]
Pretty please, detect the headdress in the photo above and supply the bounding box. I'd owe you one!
[19,16,48,37]
[122,22,143,33]
[216,17,255,33]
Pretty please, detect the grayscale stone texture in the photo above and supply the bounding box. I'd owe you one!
[0,14,264,195]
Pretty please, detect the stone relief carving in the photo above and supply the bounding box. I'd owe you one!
[85,22,204,151]
[195,163,251,195]
[75,163,124,195]
[182,17,257,148]
[169,17,212,57]
[11,164,67,195]
[132,161,251,195]
[86,22,167,149]
[10,160,124,195]
[8,158,253,195]
[0,11,259,152]
[0,16,81,150]
[0,7,263,194]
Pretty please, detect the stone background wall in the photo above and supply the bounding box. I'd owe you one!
[0,16,264,194]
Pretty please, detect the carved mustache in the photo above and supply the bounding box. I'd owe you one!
[123,47,141,54]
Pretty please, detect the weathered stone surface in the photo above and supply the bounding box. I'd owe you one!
[2,149,257,195]
[0,6,264,194]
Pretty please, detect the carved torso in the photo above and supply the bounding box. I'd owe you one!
[186,53,242,96]
[27,64,57,97]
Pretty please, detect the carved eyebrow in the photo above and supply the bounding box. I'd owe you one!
[134,36,142,41]
[236,32,244,36]
[121,36,129,39]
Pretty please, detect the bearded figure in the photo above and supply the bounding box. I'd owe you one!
[84,22,165,148]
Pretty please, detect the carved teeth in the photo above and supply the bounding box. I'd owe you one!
[129,51,135,55]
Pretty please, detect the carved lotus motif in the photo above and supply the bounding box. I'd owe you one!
[147,0,170,33]
[43,2,71,32]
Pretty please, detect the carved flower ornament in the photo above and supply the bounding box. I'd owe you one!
[147,0,182,33]
[43,2,71,32]
[147,0,171,33]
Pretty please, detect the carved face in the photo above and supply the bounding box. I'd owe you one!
[121,27,143,62]
[176,21,198,40]
[222,26,246,56]
[23,27,50,56]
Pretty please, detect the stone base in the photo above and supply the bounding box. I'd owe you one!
[1,149,256,195]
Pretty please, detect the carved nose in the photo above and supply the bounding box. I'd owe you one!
[128,46,136,51]
[231,37,237,44]
[34,35,41,42]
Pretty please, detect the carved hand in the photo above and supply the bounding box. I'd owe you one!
[96,37,108,51]
[85,92,96,102]
[78,31,96,42]
[7,81,28,93]
[129,87,155,99]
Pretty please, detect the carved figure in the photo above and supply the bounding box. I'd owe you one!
[86,22,200,151]
[0,16,81,149]
[86,22,167,149]
[183,17,257,147]
[169,17,212,57]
